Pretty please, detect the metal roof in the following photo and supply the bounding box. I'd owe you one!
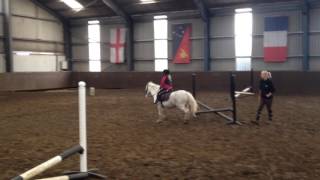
[36,0,300,20]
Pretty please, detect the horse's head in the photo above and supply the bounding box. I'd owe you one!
[145,82,151,98]
[145,81,159,98]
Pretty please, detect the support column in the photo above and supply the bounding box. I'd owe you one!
[126,22,134,71]
[3,0,13,72]
[194,0,211,71]
[204,20,210,71]
[63,21,73,71]
[302,0,310,71]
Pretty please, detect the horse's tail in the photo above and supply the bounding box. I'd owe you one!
[187,92,198,117]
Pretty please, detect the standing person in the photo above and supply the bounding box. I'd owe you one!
[254,70,275,124]
[155,69,173,104]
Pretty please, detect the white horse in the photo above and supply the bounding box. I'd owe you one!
[145,81,198,123]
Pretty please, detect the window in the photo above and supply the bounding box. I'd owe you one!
[154,15,168,72]
[235,8,252,71]
[88,20,101,72]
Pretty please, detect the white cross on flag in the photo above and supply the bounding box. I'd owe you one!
[110,28,126,63]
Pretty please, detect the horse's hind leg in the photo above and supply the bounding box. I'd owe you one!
[156,104,165,123]
[178,104,190,124]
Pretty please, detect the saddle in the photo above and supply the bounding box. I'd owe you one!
[158,90,172,102]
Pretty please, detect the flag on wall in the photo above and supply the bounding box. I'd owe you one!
[110,28,126,64]
[264,16,288,62]
[172,24,192,64]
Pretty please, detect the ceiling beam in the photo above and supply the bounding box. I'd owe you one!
[101,0,132,25]
[193,0,210,22]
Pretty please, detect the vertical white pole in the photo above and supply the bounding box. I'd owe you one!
[78,81,88,172]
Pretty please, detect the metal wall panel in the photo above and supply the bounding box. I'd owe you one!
[12,16,38,39]
[38,20,63,41]
[210,16,234,37]
[71,62,88,72]
[210,15,235,71]
[135,61,154,72]
[12,16,63,41]
[37,4,56,20]
[309,7,320,70]
[134,41,153,60]
[134,22,153,41]
[13,41,63,52]
[0,40,3,53]
[310,34,320,56]
[72,45,88,60]
[0,15,3,35]
[71,26,88,44]
[11,0,36,17]
[309,8,320,31]
[211,38,234,59]
[0,0,2,13]
[252,58,302,71]
[310,58,320,71]
[211,59,235,71]
[101,62,127,72]
[134,22,154,65]
[0,54,5,73]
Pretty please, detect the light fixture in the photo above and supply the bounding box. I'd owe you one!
[140,0,157,4]
[61,0,84,12]
[235,8,252,13]
[154,15,167,20]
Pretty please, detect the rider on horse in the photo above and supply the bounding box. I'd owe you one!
[155,69,173,104]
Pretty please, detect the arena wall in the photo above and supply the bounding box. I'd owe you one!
[0,71,319,94]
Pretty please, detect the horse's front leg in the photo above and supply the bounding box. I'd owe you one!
[156,104,166,123]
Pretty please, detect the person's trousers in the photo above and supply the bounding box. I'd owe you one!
[256,97,273,120]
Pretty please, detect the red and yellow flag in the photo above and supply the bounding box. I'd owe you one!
[172,24,192,64]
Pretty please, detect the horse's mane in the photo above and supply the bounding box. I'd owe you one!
[146,81,160,93]
[148,81,160,87]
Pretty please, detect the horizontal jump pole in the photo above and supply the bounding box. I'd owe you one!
[235,87,254,98]
[12,145,84,180]
[197,101,232,112]
[235,91,254,95]
[196,100,234,122]
[35,172,89,180]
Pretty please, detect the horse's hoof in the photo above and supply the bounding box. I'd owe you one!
[156,120,162,123]
[183,121,189,124]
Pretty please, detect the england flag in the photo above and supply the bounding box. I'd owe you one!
[110,28,126,64]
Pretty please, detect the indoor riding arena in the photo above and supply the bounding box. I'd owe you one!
[1,0,320,180]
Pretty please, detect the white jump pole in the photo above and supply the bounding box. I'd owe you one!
[78,81,87,172]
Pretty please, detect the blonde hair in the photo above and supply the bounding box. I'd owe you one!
[261,70,272,79]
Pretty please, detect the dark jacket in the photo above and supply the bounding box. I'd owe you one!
[259,79,275,99]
